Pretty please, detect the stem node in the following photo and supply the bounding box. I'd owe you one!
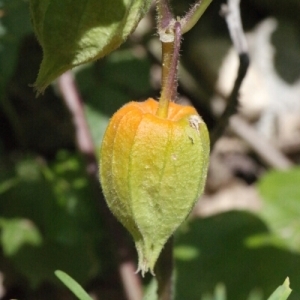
[156,22,182,118]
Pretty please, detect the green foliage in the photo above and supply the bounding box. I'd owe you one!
[200,279,292,300]
[29,0,153,92]
[0,0,299,299]
[56,271,291,300]
[267,278,292,300]
[55,270,93,300]
[0,217,42,255]
[0,152,103,287]
[199,279,292,300]
[256,167,300,252]
[174,212,300,299]
[0,0,33,88]
[76,48,152,147]
[201,284,228,300]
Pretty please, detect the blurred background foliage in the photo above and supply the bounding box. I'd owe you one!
[1,0,300,299]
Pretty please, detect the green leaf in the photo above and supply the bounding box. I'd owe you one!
[174,244,199,261]
[0,178,18,194]
[0,218,42,256]
[257,167,300,252]
[143,278,158,300]
[174,211,300,299]
[30,0,152,92]
[0,153,103,287]
[201,284,226,300]
[200,284,263,300]
[55,270,93,300]
[267,278,292,300]
[199,282,292,300]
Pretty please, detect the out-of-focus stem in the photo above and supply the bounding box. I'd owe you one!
[155,237,174,300]
[57,71,143,300]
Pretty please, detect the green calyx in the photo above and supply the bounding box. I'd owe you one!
[99,99,210,275]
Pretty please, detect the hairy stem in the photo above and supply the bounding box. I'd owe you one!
[156,22,182,118]
[156,0,172,30]
[181,0,213,34]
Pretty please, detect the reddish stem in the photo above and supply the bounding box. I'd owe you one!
[57,71,143,300]
[156,0,173,30]
[156,21,182,118]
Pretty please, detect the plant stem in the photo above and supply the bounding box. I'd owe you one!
[181,0,213,34]
[156,22,182,118]
[156,41,172,118]
[156,0,172,30]
[155,0,213,119]
[155,237,174,300]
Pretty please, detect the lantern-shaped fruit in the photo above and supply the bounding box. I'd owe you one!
[99,98,209,275]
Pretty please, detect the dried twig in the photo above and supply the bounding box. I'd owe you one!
[57,71,143,300]
[210,0,250,148]
[209,0,294,169]
[277,137,300,155]
[230,115,293,170]
[220,0,248,54]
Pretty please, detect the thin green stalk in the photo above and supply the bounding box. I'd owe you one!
[155,237,174,300]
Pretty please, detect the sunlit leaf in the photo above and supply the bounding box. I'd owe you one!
[0,218,42,256]
[174,212,300,299]
[174,245,199,261]
[0,153,102,287]
[257,167,300,252]
[267,278,292,300]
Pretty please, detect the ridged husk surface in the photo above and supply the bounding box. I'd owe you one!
[100,98,210,275]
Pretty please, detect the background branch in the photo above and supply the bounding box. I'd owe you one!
[210,0,249,148]
[57,71,143,300]
[230,115,293,170]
